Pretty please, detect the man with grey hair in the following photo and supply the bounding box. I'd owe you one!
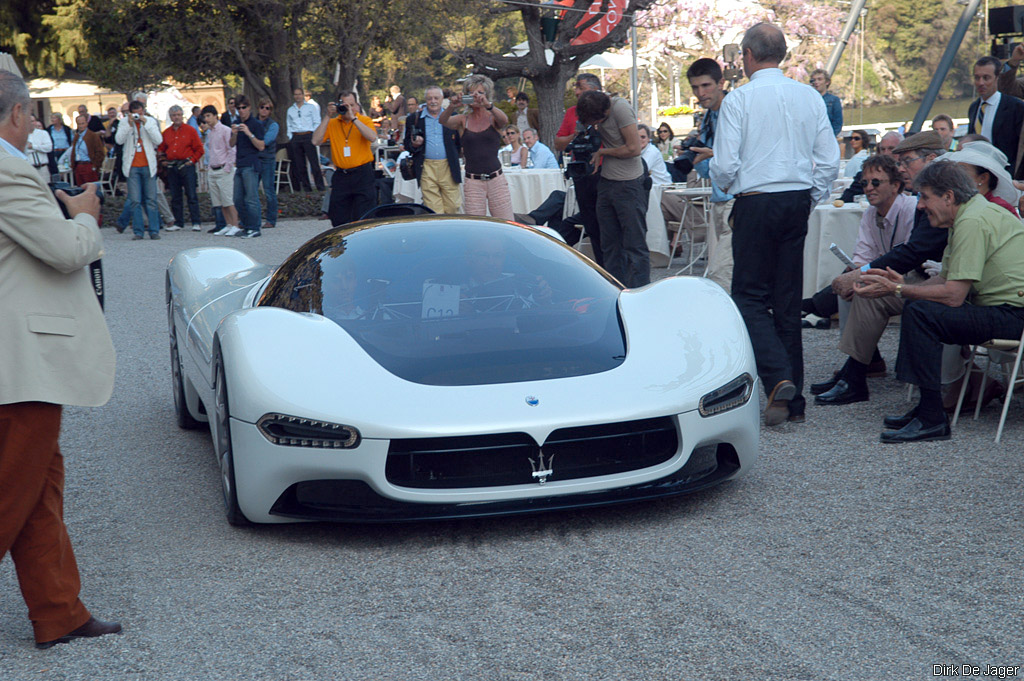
[0,69,122,649]
[857,161,1024,442]
[710,22,840,426]
[157,104,205,231]
[403,85,462,214]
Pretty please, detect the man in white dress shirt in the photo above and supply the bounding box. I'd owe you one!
[522,129,559,169]
[710,22,840,426]
[26,114,53,183]
[286,87,325,191]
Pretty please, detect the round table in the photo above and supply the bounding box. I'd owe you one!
[803,202,866,298]
[562,182,672,268]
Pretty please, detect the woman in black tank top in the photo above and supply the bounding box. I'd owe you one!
[439,74,515,220]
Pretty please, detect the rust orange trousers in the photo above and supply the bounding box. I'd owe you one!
[0,402,91,643]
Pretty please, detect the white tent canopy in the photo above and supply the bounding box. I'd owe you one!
[0,52,22,77]
[506,42,647,69]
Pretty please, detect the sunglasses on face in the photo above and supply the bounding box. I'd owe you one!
[238,104,250,110]
[866,178,889,188]
[851,136,863,141]
[259,106,272,110]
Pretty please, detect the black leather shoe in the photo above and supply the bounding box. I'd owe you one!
[883,407,917,430]
[810,371,840,395]
[36,617,122,649]
[880,417,951,444]
[867,358,887,378]
[814,379,868,405]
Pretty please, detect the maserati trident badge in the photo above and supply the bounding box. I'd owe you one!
[526,395,539,406]
[529,450,554,484]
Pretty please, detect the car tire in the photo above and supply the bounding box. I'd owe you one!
[170,326,203,430]
[214,349,251,526]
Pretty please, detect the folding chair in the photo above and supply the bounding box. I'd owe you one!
[97,156,117,196]
[275,148,293,195]
[951,326,1024,443]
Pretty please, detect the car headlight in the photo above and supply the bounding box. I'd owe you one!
[256,413,361,449]
[698,373,754,417]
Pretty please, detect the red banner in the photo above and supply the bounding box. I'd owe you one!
[553,0,626,46]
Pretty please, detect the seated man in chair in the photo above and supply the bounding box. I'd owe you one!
[857,161,1024,443]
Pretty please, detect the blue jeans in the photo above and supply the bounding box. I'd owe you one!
[259,157,277,227]
[128,166,161,237]
[233,165,261,232]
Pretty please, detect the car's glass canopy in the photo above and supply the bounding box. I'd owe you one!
[258,218,626,386]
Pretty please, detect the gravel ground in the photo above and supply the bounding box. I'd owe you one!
[1,218,1022,680]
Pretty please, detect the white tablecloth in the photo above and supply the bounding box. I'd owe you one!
[393,167,566,215]
[803,202,865,298]
[562,182,671,268]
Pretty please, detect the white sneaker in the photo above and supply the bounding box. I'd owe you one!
[222,226,243,237]
[212,225,231,236]
[191,224,202,232]
[164,224,183,232]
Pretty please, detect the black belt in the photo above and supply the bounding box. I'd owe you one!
[336,162,373,175]
[465,168,503,180]
[210,165,225,170]
[292,131,314,136]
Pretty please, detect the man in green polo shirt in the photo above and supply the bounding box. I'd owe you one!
[856,161,1024,443]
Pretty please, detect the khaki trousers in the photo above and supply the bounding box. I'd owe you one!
[839,293,905,365]
[420,159,462,215]
[705,199,734,293]
[0,403,91,643]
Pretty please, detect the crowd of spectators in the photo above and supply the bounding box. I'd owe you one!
[29,21,1024,442]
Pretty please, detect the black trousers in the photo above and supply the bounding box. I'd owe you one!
[596,175,650,288]
[328,163,376,226]
[574,173,602,267]
[897,300,1024,391]
[165,163,201,226]
[731,190,813,412]
[288,133,325,190]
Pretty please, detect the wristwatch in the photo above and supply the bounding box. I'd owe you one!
[486,105,494,111]
[894,284,903,298]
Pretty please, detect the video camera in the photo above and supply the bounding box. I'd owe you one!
[50,181,105,310]
[564,125,602,181]
[989,6,1024,60]
[671,133,704,177]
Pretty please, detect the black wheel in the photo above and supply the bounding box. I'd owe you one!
[214,351,251,526]
[169,324,203,430]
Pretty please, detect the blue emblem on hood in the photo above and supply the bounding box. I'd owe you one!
[525,396,539,406]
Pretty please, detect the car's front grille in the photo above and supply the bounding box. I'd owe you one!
[385,416,679,489]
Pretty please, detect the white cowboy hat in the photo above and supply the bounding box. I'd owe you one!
[937,141,1020,209]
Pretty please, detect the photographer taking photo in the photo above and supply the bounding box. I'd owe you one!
[555,73,604,265]
[575,89,648,288]
[0,69,121,650]
[666,58,735,292]
[313,90,377,226]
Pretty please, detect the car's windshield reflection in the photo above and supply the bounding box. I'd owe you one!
[259,220,626,386]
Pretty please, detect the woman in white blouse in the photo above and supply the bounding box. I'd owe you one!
[844,129,871,178]
[499,126,529,167]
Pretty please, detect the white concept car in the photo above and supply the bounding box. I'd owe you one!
[166,216,760,525]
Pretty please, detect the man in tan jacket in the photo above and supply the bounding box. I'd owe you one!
[0,70,121,649]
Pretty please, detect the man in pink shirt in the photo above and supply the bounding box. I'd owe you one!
[816,154,917,406]
[200,105,239,234]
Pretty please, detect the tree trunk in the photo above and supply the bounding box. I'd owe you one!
[532,72,574,148]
